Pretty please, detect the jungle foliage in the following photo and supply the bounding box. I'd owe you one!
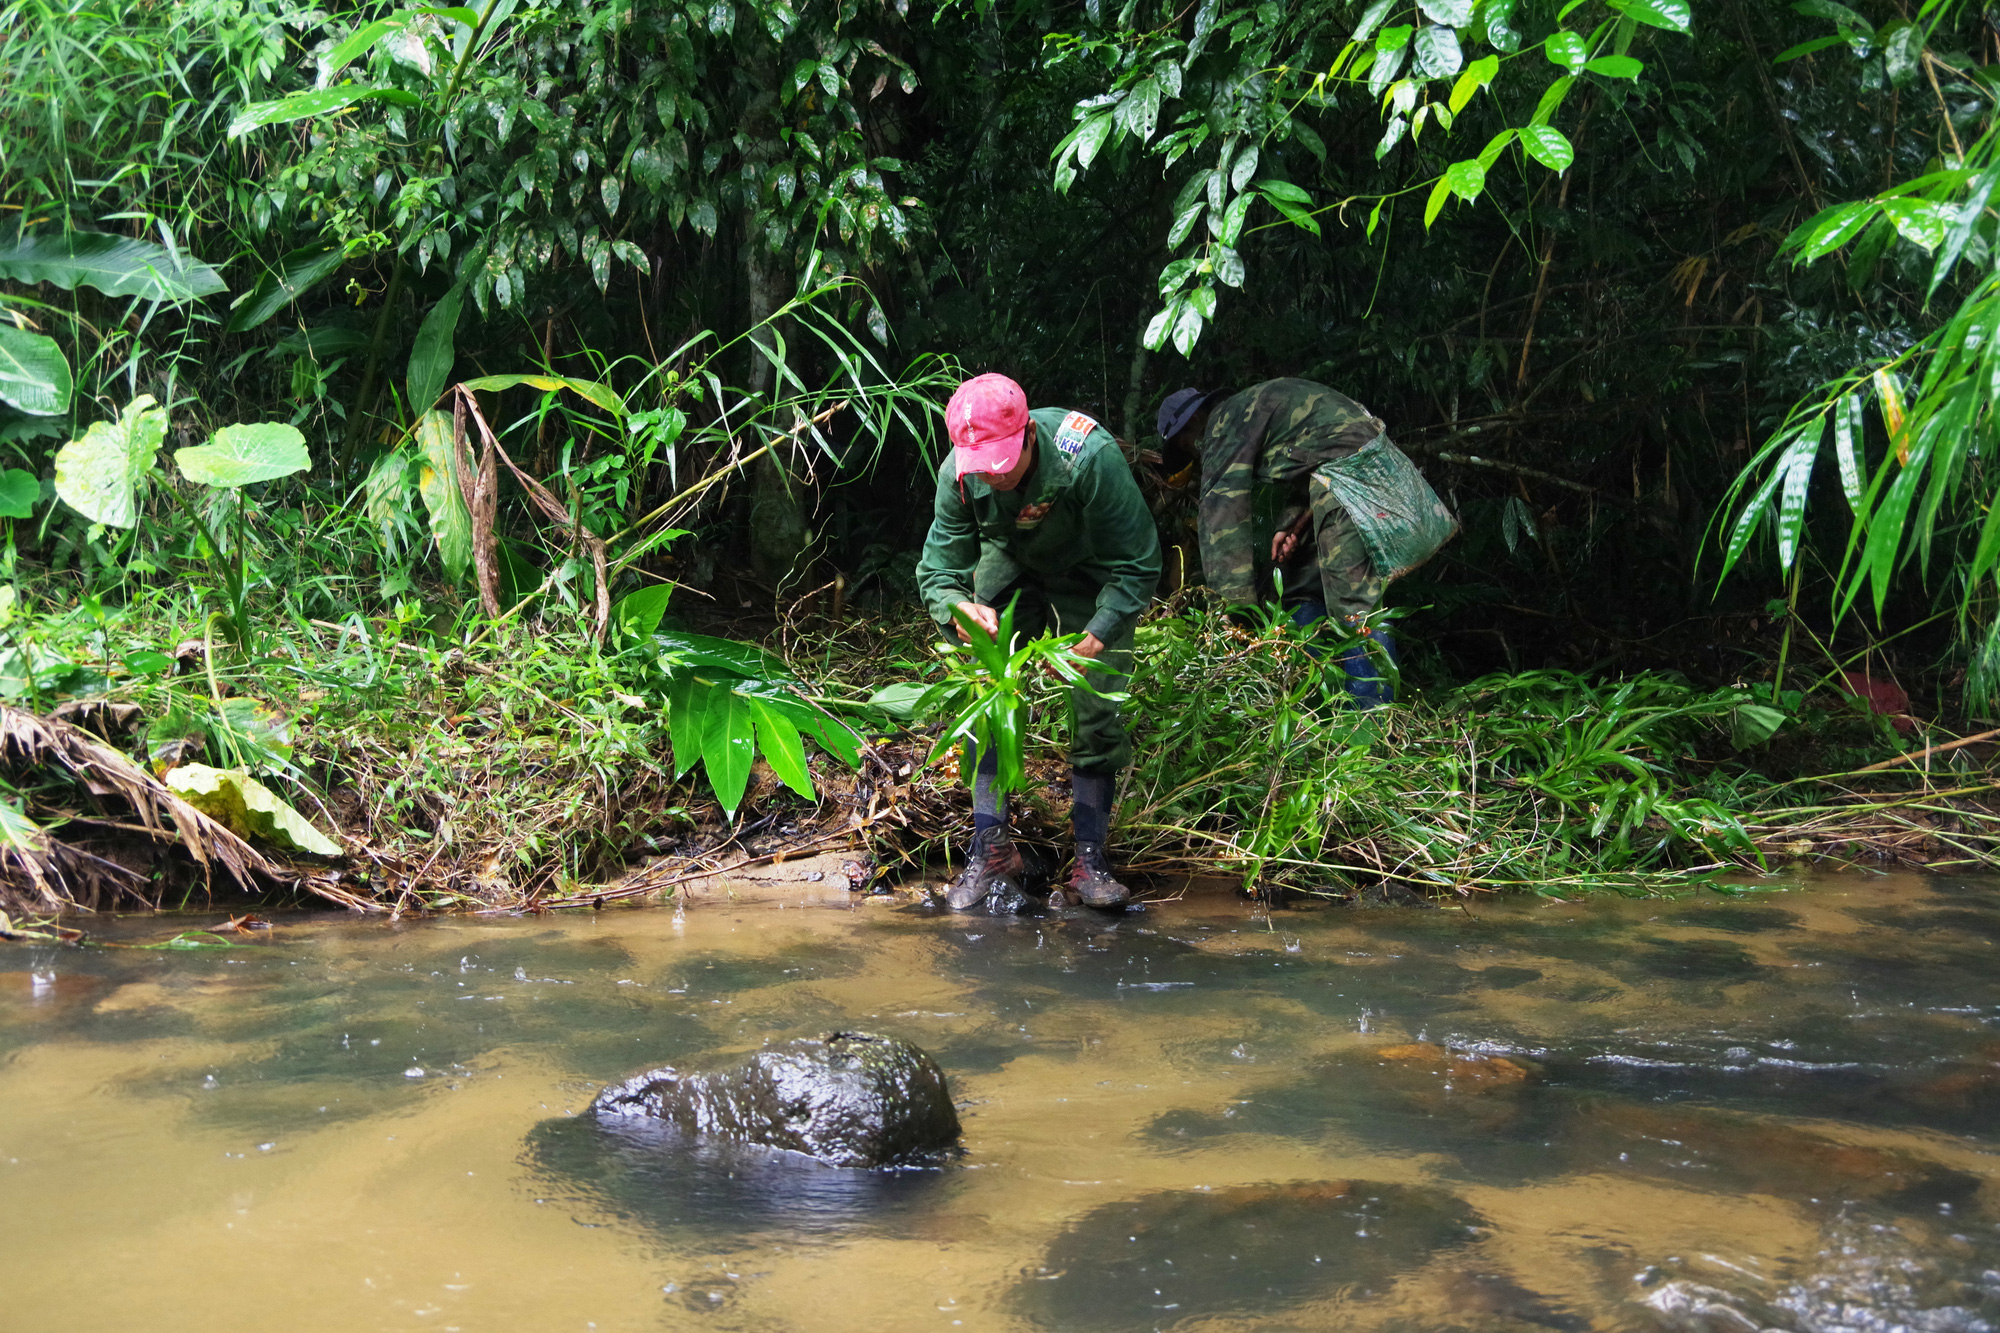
[0,0,1997,909]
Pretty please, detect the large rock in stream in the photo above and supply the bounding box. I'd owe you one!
[590,1031,961,1167]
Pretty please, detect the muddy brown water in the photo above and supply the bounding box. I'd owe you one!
[3,874,1999,1332]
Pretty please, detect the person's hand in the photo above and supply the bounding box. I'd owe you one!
[953,601,999,641]
[1072,631,1106,660]
[1272,528,1304,564]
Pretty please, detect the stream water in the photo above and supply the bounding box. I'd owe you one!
[3,873,1998,1332]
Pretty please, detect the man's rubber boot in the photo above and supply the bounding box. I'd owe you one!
[1069,841,1131,909]
[946,825,1025,910]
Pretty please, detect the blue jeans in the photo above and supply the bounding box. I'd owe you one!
[1291,600,1397,709]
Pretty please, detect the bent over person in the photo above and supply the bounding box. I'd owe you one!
[1156,378,1456,705]
[916,373,1162,910]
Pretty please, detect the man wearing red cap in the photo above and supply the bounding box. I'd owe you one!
[916,373,1161,910]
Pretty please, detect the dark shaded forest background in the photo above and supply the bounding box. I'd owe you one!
[4,0,1992,713]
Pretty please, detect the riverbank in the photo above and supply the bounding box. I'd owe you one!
[0,576,1992,922]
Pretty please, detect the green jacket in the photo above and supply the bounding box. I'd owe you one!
[1197,378,1385,606]
[916,407,1161,643]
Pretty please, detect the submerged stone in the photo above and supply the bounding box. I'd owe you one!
[590,1031,961,1168]
[1011,1180,1484,1329]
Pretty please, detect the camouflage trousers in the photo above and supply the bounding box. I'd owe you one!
[1275,464,1387,624]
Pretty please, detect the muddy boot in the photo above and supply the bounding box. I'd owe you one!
[1068,841,1131,909]
[946,824,1025,910]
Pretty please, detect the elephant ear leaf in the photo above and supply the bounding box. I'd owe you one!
[174,422,310,488]
[0,325,72,416]
[0,231,226,304]
[54,395,167,528]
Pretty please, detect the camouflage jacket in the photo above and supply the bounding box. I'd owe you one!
[916,408,1162,643]
[1197,378,1385,605]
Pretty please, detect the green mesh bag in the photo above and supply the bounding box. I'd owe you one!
[1313,435,1459,580]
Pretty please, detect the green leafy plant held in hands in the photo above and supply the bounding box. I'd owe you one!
[903,598,1119,797]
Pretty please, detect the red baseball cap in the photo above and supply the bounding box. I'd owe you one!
[947,373,1028,478]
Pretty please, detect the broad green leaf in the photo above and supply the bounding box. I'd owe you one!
[1791,200,1878,261]
[1445,158,1486,201]
[1376,114,1409,159]
[225,244,347,333]
[1167,200,1205,247]
[611,583,673,641]
[1266,194,1322,236]
[227,84,419,138]
[323,17,403,79]
[1420,0,1474,21]
[1113,77,1163,142]
[458,373,625,416]
[1171,300,1205,356]
[867,682,933,720]
[1584,54,1643,79]
[0,326,71,416]
[215,695,294,770]
[1483,0,1522,50]
[651,629,792,679]
[1253,178,1312,203]
[1478,127,1518,169]
[702,689,756,814]
[1367,43,1408,97]
[1376,23,1414,50]
[1832,390,1865,511]
[174,422,309,488]
[1352,0,1396,41]
[0,469,37,520]
[1880,198,1947,252]
[1775,34,1846,61]
[165,764,340,856]
[406,285,464,410]
[124,650,173,676]
[1531,75,1575,125]
[1425,173,1455,229]
[1606,0,1689,32]
[1142,301,1176,351]
[363,448,415,553]
[1880,20,1923,87]
[54,395,166,528]
[748,698,815,799]
[1073,112,1115,170]
[275,327,371,358]
[665,672,702,778]
[1520,124,1574,171]
[1545,30,1588,71]
[805,711,864,768]
[1412,25,1463,79]
[414,410,471,581]
[0,232,225,304]
[1449,55,1499,114]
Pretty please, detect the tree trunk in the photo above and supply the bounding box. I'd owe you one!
[743,226,810,591]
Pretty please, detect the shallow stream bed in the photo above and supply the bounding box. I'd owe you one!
[3,874,1999,1332]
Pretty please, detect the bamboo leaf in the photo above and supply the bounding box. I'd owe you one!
[1873,368,1908,463]
[227,84,419,138]
[1826,389,1867,513]
[1774,420,1824,569]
